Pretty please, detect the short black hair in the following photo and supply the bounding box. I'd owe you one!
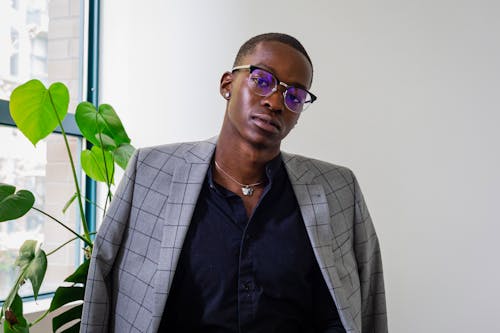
[233,33,313,72]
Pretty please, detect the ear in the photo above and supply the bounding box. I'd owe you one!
[220,71,233,98]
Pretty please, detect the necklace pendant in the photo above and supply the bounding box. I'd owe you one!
[241,186,254,196]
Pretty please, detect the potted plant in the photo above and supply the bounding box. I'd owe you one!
[0,79,134,332]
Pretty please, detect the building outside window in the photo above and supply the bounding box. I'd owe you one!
[9,28,19,77]
[0,0,85,302]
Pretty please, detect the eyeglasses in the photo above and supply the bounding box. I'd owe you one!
[231,64,317,113]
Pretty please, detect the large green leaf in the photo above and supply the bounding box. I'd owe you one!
[14,240,47,300]
[81,146,115,183]
[64,260,90,284]
[75,102,131,148]
[95,133,117,150]
[113,143,136,170]
[46,261,89,332]
[0,184,35,222]
[3,294,28,333]
[52,304,82,333]
[49,286,85,312]
[9,80,69,146]
[0,183,15,199]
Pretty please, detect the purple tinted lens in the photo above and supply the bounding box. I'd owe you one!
[285,87,309,112]
[249,69,275,95]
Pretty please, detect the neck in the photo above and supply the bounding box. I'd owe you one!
[215,133,279,185]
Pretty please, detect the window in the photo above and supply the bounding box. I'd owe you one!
[31,34,48,79]
[0,0,89,302]
[10,0,19,11]
[9,54,19,77]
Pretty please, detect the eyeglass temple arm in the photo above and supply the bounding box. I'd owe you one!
[231,65,251,71]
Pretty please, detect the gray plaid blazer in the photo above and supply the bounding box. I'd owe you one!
[81,137,387,333]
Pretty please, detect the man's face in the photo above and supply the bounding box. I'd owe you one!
[221,41,313,150]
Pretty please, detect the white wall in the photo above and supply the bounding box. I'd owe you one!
[100,1,500,332]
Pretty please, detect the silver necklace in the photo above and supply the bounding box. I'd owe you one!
[214,160,264,196]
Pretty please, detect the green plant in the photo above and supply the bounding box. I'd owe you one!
[0,79,134,332]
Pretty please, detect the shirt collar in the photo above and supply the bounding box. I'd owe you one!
[264,153,283,183]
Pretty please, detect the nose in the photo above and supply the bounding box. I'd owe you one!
[262,87,286,113]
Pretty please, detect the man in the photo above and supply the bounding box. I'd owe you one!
[81,33,387,333]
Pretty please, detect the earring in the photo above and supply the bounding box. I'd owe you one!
[224,92,231,99]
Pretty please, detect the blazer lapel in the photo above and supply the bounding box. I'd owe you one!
[282,152,356,332]
[152,138,216,329]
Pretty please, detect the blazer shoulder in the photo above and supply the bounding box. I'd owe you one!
[135,138,217,166]
[282,151,355,185]
[136,141,193,159]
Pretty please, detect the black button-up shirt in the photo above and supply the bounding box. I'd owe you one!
[160,155,345,332]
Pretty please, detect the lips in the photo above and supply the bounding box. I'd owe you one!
[251,113,281,134]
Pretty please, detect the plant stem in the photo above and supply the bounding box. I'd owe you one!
[29,308,50,327]
[69,193,105,211]
[102,197,108,222]
[46,237,75,256]
[83,195,105,211]
[48,92,90,241]
[46,232,96,257]
[84,198,104,210]
[32,207,91,247]
[2,271,27,311]
[97,129,114,211]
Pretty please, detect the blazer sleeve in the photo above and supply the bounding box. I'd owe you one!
[80,150,139,332]
[352,172,388,332]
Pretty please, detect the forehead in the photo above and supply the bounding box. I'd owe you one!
[239,41,313,88]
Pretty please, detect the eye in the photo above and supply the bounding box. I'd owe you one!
[286,88,308,105]
[258,77,270,88]
[251,76,270,88]
[286,92,303,105]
